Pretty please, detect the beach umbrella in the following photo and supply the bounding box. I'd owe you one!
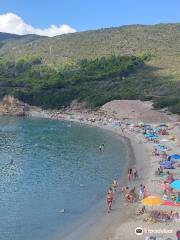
[170,154,180,160]
[142,196,164,206]
[160,138,169,142]
[144,133,153,137]
[170,180,180,190]
[144,134,158,138]
[138,122,145,127]
[156,145,167,150]
[159,124,168,128]
[150,136,159,140]
[144,124,153,130]
[154,128,160,133]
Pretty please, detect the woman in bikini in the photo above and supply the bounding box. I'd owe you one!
[106,188,113,213]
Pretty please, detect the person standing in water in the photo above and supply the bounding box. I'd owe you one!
[99,143,105,153]
[106,187,113,213]
[128,169,133,181]
[112,179,118,193]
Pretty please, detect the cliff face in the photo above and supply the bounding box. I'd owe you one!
[0,95,30,116]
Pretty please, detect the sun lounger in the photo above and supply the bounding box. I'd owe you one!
[143,216,157,224]
[136,206,146,216]
[149,210,172,223]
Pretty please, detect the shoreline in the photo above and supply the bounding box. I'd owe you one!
[2,102,180,240]
[27,109,153,240]
[58,123,137,240]
[27,107,180,240]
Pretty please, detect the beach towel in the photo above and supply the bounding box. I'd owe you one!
[160,160,174,165]
[163,200,180,206]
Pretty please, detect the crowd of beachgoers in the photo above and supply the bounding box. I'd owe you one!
[103,121,180,239]
[28,106,180,239]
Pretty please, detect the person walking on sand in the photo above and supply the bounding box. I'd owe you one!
[138,184,144,200]
[106,188,113,213]
[143,185,150,198]
[133,168,138,179]
[128,169,133,181]
[176,231,180,240]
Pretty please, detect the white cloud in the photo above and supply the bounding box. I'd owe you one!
[0,12,76,37]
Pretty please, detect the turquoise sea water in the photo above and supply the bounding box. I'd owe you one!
[0,117,128,240]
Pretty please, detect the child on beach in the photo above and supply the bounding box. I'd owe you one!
[112,179,118,193]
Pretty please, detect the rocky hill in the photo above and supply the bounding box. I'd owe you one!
[0,23,180,113]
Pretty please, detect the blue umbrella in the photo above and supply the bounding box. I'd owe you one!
[160,160,173,165]
[154,128,160,133]
[144,124,153,130]
[170,180,180,190]
[169,154,180,160]
[159,124,168,128]
[144,134,158,138]
[156,144,167,150]
[150,136,159,140]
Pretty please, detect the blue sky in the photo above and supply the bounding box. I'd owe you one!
[0,0,180,36]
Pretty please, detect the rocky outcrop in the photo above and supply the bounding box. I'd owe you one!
[0,95,30,116]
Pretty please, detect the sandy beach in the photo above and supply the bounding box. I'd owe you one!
[28,100,180,240]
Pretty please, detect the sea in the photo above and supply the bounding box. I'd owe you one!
[0,116,129,240]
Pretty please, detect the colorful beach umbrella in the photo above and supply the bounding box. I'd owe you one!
[170,154,180,160]
[150,136,159,140]
[156,144,167,150]
[170,180,180,190]
[142,196,164,206]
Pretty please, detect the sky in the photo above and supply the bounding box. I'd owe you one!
[0,0,180,37]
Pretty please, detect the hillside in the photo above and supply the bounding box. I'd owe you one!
[0,24,180,113]
[0,32,21,41]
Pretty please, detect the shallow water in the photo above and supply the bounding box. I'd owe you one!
[0,117,128,240]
